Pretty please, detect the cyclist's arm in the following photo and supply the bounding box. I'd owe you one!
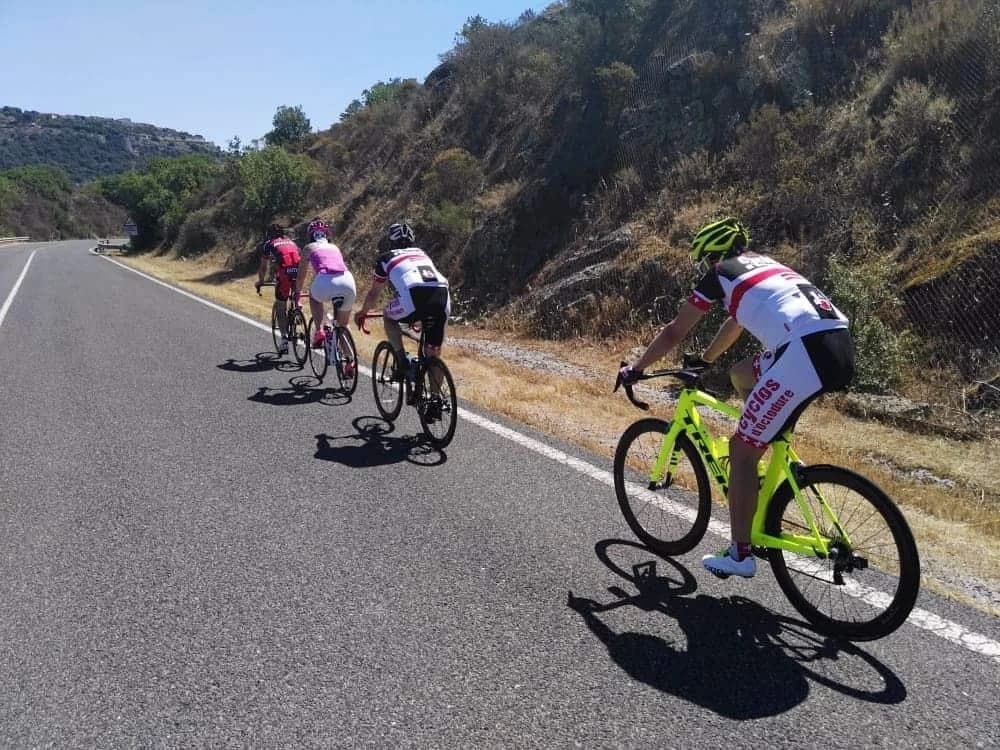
[356,278,385,318]
[632,300,706,371]
[701,316,744,364]
[255,251,268,286]
[293,252,310,296]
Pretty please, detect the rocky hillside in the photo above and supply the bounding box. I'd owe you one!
[101,0,1000,422]
[0,106,219,183]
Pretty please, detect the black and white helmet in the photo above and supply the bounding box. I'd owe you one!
[387,222,415,247]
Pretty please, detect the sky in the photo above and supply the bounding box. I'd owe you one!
[2,0,551,148]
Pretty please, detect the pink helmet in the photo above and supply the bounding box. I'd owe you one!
[307,218,330,241]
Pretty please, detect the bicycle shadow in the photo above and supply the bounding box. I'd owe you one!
[315,417,446,468]
[218,354,303,374]
[567,540,906,720]
[248,375,328,406]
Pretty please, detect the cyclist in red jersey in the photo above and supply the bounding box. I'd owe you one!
[255,224,302,355]
[619,218,855,579]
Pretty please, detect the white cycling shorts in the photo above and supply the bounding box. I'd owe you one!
[310,271,357,312]
[736,337,823,448]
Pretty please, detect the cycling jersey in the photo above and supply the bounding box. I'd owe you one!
[373,247,447,289]
[261,237,301,301]
[375,247,450,346]
[688,253,848,350]
[261,237,301,271]
[304,239,347,275]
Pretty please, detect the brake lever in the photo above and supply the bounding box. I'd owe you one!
[615,361,650,411]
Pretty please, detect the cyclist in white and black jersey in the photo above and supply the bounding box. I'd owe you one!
[354,221,451,368]
[620,217,855,578]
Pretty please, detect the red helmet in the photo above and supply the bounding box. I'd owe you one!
[307,218,330,241]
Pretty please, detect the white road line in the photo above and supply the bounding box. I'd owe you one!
[93,248,1000,663]
[0,250,36,329]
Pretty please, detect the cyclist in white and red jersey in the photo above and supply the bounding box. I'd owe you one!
[293,218,357,363]
[354,220,450,376]
[255,224,301,355]
[620,217,855,578]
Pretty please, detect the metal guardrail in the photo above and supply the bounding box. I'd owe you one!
[0,236,30,244]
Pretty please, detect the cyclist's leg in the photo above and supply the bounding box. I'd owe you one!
[734,340,816,535]
[384,293,416,364]
[333,274,356,328]
[707,340,824,576]
[329,274,357,360]
[413,287,449,394]
[274,273,291,335]
[308,274,333,345]
[420,287,450,360]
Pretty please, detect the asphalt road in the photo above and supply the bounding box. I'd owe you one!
[1,240,998,748]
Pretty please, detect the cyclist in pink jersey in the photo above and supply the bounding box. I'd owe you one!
[619,218,855,579]
[293,218,357,352]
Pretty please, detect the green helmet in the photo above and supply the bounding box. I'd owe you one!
[690,217,750,263]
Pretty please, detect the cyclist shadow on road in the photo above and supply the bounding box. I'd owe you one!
[567,539,906,720]
[218,354,303,374]
[248,375,349,407]
[315,417,446,468]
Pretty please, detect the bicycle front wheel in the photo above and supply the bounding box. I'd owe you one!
[371,341,403,421]
[335,326,358,396]
[290,308,309,366]
[417,357,457,448]
[765,465,920,641]
[270,302,282,353]
[306,318,328,380]
[613,419,712,556]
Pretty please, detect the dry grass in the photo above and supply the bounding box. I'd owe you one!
[118,250,1000,615]
[476,180,522,213]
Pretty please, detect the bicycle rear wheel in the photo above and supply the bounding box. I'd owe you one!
[334,326,358,396]
[306,318,328,380]
[270,302,282,353]
[765,465,920,641]
[613,419,712,556]
[289,308,309,366]
[416,357,457,448]
[371,341,403,421]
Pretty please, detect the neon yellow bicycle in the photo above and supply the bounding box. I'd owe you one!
[612,363,920,641]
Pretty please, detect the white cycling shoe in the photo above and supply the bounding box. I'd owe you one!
[702,544,757,578]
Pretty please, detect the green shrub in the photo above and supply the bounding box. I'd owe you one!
[98,155,220,248]
[265,105,311,147]
[594,61,637,115]
[237,146,315,225]
[176,208,220,256]
[422,148,483,204]
[825,256,915,393]
[426,201,474,238]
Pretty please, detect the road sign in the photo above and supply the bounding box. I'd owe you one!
[123,219,138,237]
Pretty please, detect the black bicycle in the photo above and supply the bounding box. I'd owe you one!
[361,314,458,448]
[306,298,359,395]
[257,282,308,365]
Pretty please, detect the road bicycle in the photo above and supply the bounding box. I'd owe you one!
[612,362,920,641]
[360,314,458,448]
[306,298,359,395]
[257,282,307,365]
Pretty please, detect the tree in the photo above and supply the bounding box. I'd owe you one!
[98,155,220,248]
[237,146,315,225]
[340,99,363,122]
[265,105,312,146]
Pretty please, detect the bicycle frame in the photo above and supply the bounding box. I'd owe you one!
[650,387,850,559]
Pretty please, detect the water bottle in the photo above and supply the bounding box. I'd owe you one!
[406,354,417,382]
